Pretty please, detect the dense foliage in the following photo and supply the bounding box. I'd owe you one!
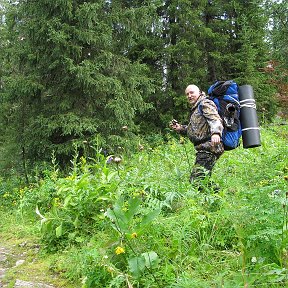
[1,124,287,287]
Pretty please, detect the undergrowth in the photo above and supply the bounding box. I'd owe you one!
[0,123,287,287]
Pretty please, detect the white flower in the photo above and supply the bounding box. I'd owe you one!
[251,256,257,263]
[113,157,122,164]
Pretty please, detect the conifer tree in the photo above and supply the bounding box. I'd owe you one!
[193,0,276,119]
[1,0,155,167]
[132,0,212,127]
[269,1,288,116]
[230,0,278,119]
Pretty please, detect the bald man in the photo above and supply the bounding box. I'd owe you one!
[170,84,224,186]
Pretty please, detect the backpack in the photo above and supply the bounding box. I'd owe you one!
[201,80,242,150]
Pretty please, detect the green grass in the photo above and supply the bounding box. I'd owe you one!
[0,123,287,287]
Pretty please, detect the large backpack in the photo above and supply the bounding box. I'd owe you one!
[202,80,242,150]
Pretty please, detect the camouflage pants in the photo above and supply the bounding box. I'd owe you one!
[189,150,220,183]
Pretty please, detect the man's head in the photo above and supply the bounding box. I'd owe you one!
[185,85,201,105]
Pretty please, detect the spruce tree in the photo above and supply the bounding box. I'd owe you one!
[1,0,155,168]
[132,0,212,128]
[230,0,277,119]
[199,0,277,119]
[269,1,288,117]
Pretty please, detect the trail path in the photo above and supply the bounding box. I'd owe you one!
[0,242,55,288]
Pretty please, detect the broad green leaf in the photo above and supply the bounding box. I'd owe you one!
[63,194,72,207]
[126,197,141,221]
[105,208,129,233]
[128,255,146,278]
[141,209,161,226]
[55,223,63,238]
[142,251,159,269]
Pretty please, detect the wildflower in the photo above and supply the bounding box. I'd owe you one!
[273,189,281,196]
[139,190,147,196]
[251,256,257,263]
[138,144,144,151]
[122,125,128,131]
[54,198,61,207]
[113,157,122,164]
[131,232,138,239]
[115,246,125,255]
[106,156,113,164]
[66,175,76,180]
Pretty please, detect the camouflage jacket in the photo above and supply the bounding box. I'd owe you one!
[181,95,224,155]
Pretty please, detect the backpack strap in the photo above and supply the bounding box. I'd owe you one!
[198,98,220,115]
[223,95,240,107]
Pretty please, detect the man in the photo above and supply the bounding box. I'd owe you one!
[170,84,224,185]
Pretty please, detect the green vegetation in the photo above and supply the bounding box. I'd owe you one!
[1,123,287,287]
[0,0,287,287]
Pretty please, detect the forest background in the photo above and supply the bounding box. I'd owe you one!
[0,0,288,287]
[0,0,287,176]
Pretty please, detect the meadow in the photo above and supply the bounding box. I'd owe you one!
[0,122,287,288]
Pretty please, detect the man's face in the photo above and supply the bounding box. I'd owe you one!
[185,85,200,105]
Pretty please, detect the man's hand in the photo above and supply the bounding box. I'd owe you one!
[211,134,221,146]
[170,119,182,132]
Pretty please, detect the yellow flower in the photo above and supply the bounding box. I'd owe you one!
[131,232,138,238]
[54,197,61,207]
[66,175,76,180]
[115,246,125,255]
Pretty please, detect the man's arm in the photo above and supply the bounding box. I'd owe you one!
[200,99,223,145]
